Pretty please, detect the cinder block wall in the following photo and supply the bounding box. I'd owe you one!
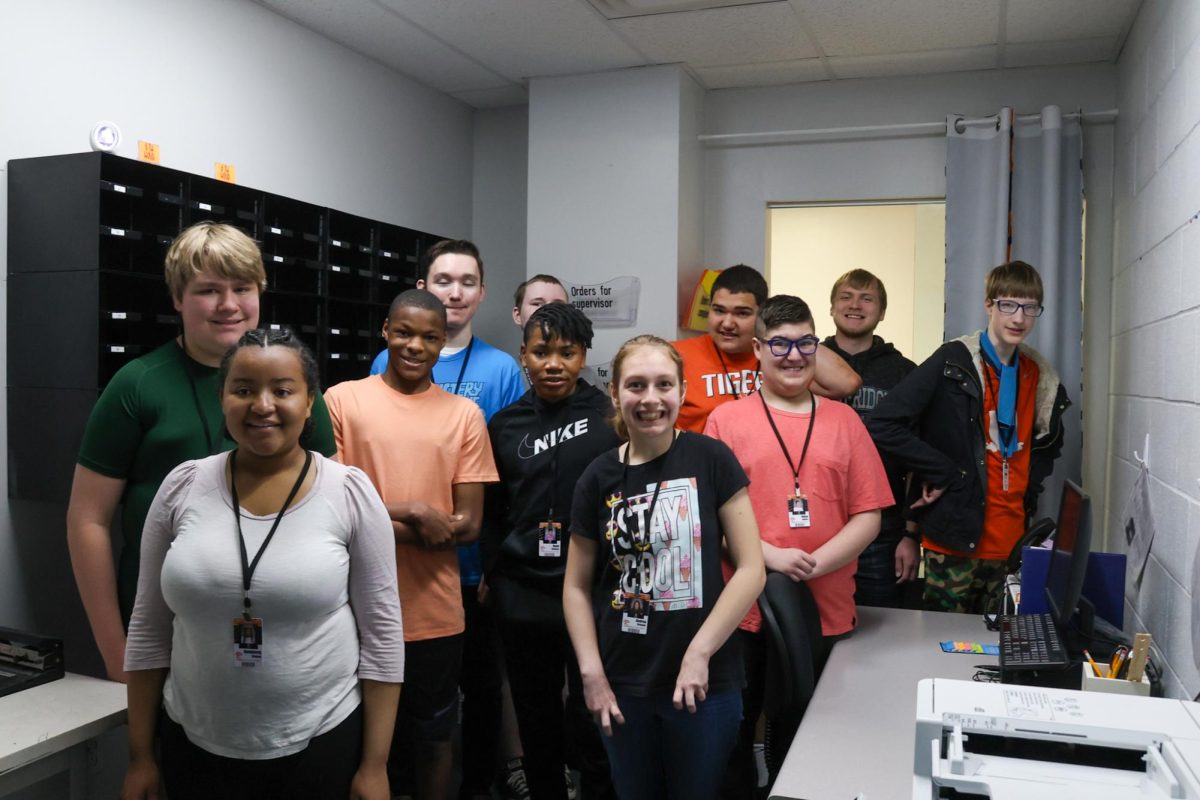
[1110,0,1200,700]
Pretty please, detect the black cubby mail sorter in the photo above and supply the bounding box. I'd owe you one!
[7,152,441,502]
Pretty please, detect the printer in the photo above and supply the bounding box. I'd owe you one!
[914,678,1200,799]
[0,626,64,698]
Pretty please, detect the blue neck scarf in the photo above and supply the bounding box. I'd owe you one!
[980,333,1019,458]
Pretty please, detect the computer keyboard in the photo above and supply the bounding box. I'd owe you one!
[998,612,1069,670]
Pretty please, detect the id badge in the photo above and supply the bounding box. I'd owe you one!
[620,593,649,635]
[538,521,562,557]
[233,617,263,667]
[788,493,811,528]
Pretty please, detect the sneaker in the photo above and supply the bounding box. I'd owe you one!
[564,766,578,800]
[500,758,530,800]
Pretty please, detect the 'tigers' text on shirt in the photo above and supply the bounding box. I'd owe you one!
[701,369,761,398]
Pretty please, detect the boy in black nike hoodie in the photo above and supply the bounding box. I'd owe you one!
[483,302,617,800]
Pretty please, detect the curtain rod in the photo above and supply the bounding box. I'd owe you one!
[698,108,1119,146]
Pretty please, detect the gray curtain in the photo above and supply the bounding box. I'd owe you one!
[944,105,1084,515]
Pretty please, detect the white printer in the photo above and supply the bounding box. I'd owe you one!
[914,678,1200,799]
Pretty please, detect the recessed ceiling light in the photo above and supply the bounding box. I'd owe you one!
[587,0,781,20]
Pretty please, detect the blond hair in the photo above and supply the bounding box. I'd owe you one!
[607,335,684,442]
[830,268,888,313]
[164,222,266,301]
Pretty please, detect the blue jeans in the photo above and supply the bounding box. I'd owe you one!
[601,689,742,800]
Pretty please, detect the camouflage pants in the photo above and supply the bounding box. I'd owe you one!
[922,551,1007,614]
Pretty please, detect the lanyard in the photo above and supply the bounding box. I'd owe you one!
[444,336,475,396]
[179,336,217,456]
[229,449,313,620]
[531,397,563,520]
[758,392,816,494]
[616,431,677,554]
[982,358,1020,459]
[711,338,759,400]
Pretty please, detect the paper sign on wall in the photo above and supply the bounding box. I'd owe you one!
[591,361,612,390]
[215,162,237,183]
[565,276,640,328]
[1122,463,1156,595]
[684,269,721,332]
[137,141,161,164]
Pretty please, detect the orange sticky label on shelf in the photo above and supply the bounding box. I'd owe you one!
[138,141,161,164]
[215,162,237,183]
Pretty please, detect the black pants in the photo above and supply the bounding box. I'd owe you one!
[460,584,503,798]
[854,537,904,608]
[160,704,362,800]
[500,618,615,800]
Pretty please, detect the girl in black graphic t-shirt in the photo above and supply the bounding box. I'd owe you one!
[564,335,765,800]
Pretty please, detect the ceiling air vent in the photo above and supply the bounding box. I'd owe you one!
[586,0,782,20]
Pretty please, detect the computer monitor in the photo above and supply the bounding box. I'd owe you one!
[1044,480,1092,630]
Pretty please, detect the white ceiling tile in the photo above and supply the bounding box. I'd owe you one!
[828,47,998,80]
[375,0,648,80]
[451,85,531,109]
[256,0,510,93]
[258,0,1133,102]
[612,3,818,67]
[796,0,1000,56]
[693,58,829,89]
[1004,37,1118,68]
[1006,0,1139,43]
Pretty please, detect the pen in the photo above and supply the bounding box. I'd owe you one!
[1083,649,1101,677]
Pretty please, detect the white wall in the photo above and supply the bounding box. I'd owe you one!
[677,71,707,335]
[0,0,475,674]
[471,106,529,356]
[704,65,1118,545]
[767,203,946,363]
[527,65,698,365]
[1108,0,1200,700]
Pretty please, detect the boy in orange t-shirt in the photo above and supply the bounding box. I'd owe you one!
[325,288,498,800]
[673,265,862,433]
[867,261,1071,613]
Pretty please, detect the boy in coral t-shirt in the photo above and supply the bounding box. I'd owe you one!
[706,294,892,797]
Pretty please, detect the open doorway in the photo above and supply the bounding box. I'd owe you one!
[766,201,946,364]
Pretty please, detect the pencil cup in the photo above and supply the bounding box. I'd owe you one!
[1080,664,1151,696]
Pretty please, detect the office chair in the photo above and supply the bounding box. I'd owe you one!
[757,572,824,778]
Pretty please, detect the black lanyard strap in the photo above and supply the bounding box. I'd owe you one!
[616,431,677,557]
[180,336,217,456]
[758,392,816,494]
[446,336,475,396]
[531,397,563,520]
[230,449,313,619]
[711,338,759,401]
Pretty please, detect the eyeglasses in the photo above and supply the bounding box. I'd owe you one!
[992,299,1044,317]
[762,336,820,358]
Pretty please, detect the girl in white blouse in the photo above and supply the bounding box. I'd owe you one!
[122,329,404,800]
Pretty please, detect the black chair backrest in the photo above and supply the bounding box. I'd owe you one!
[757,572,824,719]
